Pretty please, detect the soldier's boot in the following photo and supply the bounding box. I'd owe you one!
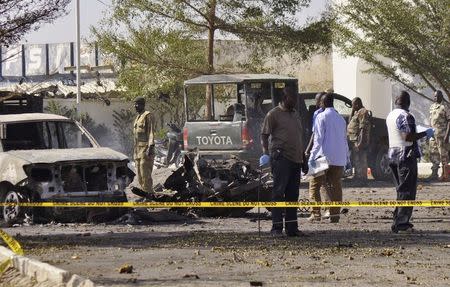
[439,165,449,182]
[426,168,439,181]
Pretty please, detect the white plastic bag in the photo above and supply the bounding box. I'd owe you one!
[305,156,329,180]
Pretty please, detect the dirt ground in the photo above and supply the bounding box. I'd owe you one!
[1,180,449,287]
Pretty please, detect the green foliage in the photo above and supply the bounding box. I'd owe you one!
[332,0,450,100]
[104,0,331,63]
[93,26,205,121]
[154,127,167,140]
[45,100,112,147]
[112,108,135,156]
[93,0,332,121]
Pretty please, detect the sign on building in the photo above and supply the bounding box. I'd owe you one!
[1,43,106,77]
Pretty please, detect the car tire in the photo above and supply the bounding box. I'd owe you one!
[370,146,391,181]
[2,189,30,225]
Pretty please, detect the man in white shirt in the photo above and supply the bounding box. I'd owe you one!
[309,93,349,223]
[386,91,433,233]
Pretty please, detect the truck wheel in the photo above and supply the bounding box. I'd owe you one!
[2,189,30,225]
[371,146,391,181]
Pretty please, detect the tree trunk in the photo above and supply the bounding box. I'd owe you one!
[205,0,216,120]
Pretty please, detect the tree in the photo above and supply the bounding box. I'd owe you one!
[332,0,450,100]
[0,0,70,47]
[93,26,208,127]
[98,0,331,118]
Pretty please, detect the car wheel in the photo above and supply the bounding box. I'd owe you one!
[2,190,30,225]
[371,146,391,181]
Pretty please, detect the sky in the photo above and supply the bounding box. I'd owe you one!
[23,0,328,44]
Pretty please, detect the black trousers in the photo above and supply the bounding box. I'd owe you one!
[389,157,418,230]
[271,155,301,233]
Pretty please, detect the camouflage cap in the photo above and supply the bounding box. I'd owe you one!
[134,96,145,104]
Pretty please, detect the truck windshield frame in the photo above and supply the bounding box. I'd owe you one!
[184,79,299,122]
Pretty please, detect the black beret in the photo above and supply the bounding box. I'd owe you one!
[134,96,145,104]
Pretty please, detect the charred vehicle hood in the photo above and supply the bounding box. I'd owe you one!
[6,147,128,164]
[0,147,129,185]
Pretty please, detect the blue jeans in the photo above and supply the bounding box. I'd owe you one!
[271,155,301,233]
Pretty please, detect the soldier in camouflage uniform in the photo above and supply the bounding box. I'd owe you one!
[347,97,371,183]
[428,90,450,181]
[133,97,155,194]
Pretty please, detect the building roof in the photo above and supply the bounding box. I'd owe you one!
[184,74,297,85]
[0,113,70,123]
[0,78,123,98]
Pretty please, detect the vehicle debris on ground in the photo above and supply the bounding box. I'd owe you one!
[131,152,272,217]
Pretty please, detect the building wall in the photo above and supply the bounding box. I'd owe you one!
[214,40,333,92]
[332,51,393,119]
[332,48,433,124]
[295,53,333,92]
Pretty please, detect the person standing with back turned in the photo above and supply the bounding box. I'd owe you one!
[386,91,434,233]
[305,92,327,222]
[309,93,349,223]
[260,86,306,237]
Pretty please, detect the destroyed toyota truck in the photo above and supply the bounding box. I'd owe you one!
[182,74,390,180]
[182,74,308,167]
[0,112,134,224]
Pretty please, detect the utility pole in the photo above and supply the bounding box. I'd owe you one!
[76,0,82,145]
[76,0,81,120]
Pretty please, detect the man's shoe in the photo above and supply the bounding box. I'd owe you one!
[392,223,414,234]
[391,225,399,233]
[329,216,340,223]
[307,214,321,222]
[322,211,330,219]
[286,230,308,237]
[131,186,148,197]
[270,229,283,237]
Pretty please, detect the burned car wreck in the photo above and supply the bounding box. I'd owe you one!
[0,113,134,224]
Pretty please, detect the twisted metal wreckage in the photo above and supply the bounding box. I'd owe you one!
[132,152,274,217]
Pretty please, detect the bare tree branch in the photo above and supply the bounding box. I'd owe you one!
[0,0,70,47]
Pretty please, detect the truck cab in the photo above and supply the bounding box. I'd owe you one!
[182,74,308,166]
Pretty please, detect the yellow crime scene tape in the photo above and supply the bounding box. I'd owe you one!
[0,228,24,276]
[0,200,449,208]
[0,199,449,265]
[0,229,24,256]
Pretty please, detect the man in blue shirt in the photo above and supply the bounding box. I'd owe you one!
[309,93,349,223]
[386,91,433,233]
